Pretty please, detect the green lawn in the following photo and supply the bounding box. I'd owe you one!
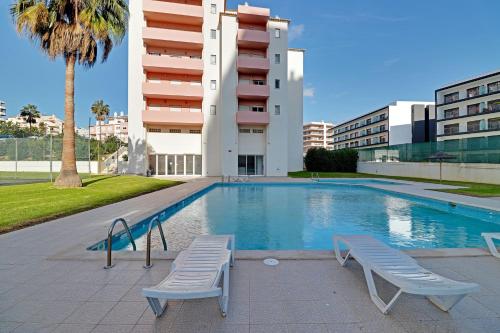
[0,171,91,180]
[0,175,182,233]
[288,171,500,197]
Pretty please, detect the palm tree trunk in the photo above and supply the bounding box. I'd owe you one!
[55,53,82,187]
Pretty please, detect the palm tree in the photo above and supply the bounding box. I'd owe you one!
[19,104,40,131]
[91,99,109,172]
[11,0,128,187]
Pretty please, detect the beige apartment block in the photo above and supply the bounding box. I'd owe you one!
[303,121,334,154]
[436,70,500,141]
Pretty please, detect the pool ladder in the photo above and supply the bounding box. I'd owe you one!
[103,216,168,269]
[311,172,320,181]
[104,218,136,269]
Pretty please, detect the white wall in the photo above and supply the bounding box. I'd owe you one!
[358,161,500,185]
[147,133,202,155]
[287,49,304,171]
[238,132,266,155]
[0,161,99,174]
[127,0,147,175]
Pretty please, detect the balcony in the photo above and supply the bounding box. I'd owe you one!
[143,0,203,25]
[236,111,270,126]
[237,84,269,100]
[142,81,203,100]
[237,29,270,49]
[237,56,270,74]
[143,27,203,49]
[142,54,203,75]
[237,5,269,24]
[142,109,204,126]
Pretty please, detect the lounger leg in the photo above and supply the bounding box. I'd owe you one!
[333,237,350,266]
[218,263,230,317]
[363,267,403,314]
[229,235,235,267]
[427,294,466,312]
[146,297,168,317]
[484,236,500,258]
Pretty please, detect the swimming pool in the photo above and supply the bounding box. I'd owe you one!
[88,183,500,251]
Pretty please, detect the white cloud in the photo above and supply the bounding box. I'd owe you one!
[383,58,400,67]
[304,87,315,98]
[289,24,304,41]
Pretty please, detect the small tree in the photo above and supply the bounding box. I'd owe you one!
[91,100,110,172]
[19,104,40,131]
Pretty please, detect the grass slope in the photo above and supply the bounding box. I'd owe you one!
[288,171,500,197]
[0,175,181,233]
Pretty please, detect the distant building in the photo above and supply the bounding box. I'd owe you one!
[75,127,90,138]
[331,101,435,150]
[6,114,64,135]
[435,70,500,141]
[303,121,334,154]
[0,101,6,117]
[90,112,128,142]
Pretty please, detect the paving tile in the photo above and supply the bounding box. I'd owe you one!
[249,301,287,324]
[0,321,22,333]
[283,301,326,324]
[91,324,133,333]
[12,322,58,333]
[0,300,46,322]
[52,323,96,333]
[169,322,212,333]
[121,284,148,302]
[212,301,249,325]
[29,301,82,324]
[249,324,287,333]
[130,325,153,333]
[174,299,220,324]
[99,301,148,325]
[446,296,498,320]
[64,301,116,324]
[89,284,133,302]
[287,323,329,333]
[210,323,250,333]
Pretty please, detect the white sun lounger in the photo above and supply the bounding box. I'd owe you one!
[143,235,235,317]
[333,235,479,314]
[482,233,500,258]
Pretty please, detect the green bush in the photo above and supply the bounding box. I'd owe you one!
[304,148,358,172]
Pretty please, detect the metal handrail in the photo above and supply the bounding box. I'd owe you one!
[144,216,168,269]
[104,218,136,269]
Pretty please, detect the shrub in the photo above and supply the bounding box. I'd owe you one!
[304,148,358,172]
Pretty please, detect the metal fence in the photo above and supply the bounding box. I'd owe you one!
[358,135,500,164]
[0,136,92,182]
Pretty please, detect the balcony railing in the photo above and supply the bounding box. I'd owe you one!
[142,81,203,100]
[237,29,270,49]
[237,55,270,74]
[143,27,203,49]
[143,0,203,25]
[142,54,203,75]
[236,83,270,100]
[236,111,270,125]
[142,109,204,126]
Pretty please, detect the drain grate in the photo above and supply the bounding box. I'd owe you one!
[263,258,279,266]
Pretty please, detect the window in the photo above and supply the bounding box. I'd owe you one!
[379,113,386,120]
[467,104,480,116]
[467,86,480,98]
[488,99,500,112]
[210,105,216,115]
[380,136,386,143]
[239,128,251,133]
[210,29,216,39]
[148,128,161,133]
[444,92,459,103]
[210,55,216,65]
[253,80,265,85]
[210,3,216,14]
[275,29,280,38]
[210,80,216,90]
[467,120,481,132]
[444,123,460,135]
[170,106,182,112]
[488,117,500,130]
[444,108,459,119]
[251,106,264,112]
[274,54,280,64]
[488,81,500,93]
[169,129,181,133]
[238,155,264,176]
[380,125,386,131]
[274,79,280,89]
[189,129,201,134]
[274,105,280,115]
[252,129,264,133]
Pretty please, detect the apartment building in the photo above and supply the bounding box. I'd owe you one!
[90,112,128,142]
[436,70,500,141]
[0,101,6,117]
[331,101,435,150]
[303,121,334,154]
[128,1,304,176]
[6,114,64,134]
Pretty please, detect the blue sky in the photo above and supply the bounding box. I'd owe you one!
[1,0,500,127]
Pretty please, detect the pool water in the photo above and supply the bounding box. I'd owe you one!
[89,183,500,251]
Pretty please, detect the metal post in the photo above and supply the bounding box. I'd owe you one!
[145,231,152,269]
[88,117,91,175]
[105,234,114,269]
[49,135,53,182]
[14,138,18,180]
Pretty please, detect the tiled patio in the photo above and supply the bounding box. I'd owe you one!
[1,178,499,333]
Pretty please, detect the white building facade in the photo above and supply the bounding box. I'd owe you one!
[332,101,435,150]
[128,1,304,176]
[303,121,334,154]
[436,70,500,141]
[90,112,128,142]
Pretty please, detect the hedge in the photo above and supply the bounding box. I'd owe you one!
[304,148,358,172]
